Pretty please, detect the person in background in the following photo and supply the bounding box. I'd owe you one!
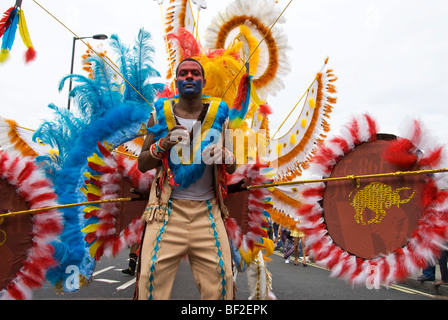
[435,249,448,287]
[291,226,307,267]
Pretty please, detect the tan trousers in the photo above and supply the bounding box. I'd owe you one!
[137,198,233,300]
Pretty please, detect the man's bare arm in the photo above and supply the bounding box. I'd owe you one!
[137,115,160,173]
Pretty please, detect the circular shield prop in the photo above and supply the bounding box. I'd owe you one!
[0,151,63,300]
[323,134,426,260]
[299,114,448,286]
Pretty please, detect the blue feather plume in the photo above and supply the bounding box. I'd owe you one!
[110,28,162,105]
[0,7,18,51]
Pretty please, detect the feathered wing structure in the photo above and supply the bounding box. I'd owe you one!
[225,162,274,270]
[248,59,337,236]
[32,28,162,292]
[0,117,52,157]
[0,5,36,63]
[110,29,164,104]
[0,150,63,300]
[158,2,335,272]
[80,142,155,260]
[263,58,336,182]
[33,104,85,167]
[129,29,165,101]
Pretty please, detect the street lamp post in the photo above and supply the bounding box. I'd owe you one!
[67,34,108,110]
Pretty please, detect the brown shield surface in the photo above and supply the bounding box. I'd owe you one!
[115,177,147,234]
[322,135,426,259]
[224,189,250,235]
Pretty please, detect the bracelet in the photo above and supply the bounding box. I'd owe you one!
[157,138,166,152]
[149,138,166,160]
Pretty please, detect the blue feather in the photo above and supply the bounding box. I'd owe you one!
[1,7,18,51]
[109,33,131,100]
[110,28,161,105]
[59,74,107,119]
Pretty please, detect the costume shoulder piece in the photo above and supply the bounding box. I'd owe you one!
[148,95,228,139]
[147,95,229,189]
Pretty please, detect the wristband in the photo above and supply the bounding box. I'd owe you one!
[157,138,167,152]
[149,139,166,159]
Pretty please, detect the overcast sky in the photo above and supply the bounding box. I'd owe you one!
[1,0,447,144]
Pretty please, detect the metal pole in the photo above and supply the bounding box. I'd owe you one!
[66,35,108,110]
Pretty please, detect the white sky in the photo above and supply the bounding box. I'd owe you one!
[1,0,447,144]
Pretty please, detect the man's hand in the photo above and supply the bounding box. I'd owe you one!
[160,125,189,150]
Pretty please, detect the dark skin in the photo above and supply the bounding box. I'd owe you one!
[138,60,236,175]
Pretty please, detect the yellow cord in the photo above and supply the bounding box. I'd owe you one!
[268,76,317,144]
[4,168,447,218]
[247,168,448,190]
[0,198,133,219]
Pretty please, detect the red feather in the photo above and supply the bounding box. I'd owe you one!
[97,141,112,158]
[382,138,417,169]
[345,118,361,145]
[232,73,250,111]
[364,113,378,141]
[418,146,443,167]
[6,283,25,300]
[166,27,201,59]
[24,46,36,63]
[330,136,350,154]
[258,103,272,116]
[0,7,14,38]
[157,84,176,98]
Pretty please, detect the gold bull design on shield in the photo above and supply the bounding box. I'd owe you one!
[349,182,415,225]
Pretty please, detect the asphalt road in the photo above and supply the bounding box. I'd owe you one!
[33,249,442,301]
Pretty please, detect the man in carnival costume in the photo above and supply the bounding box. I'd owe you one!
[136,58,236,300]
